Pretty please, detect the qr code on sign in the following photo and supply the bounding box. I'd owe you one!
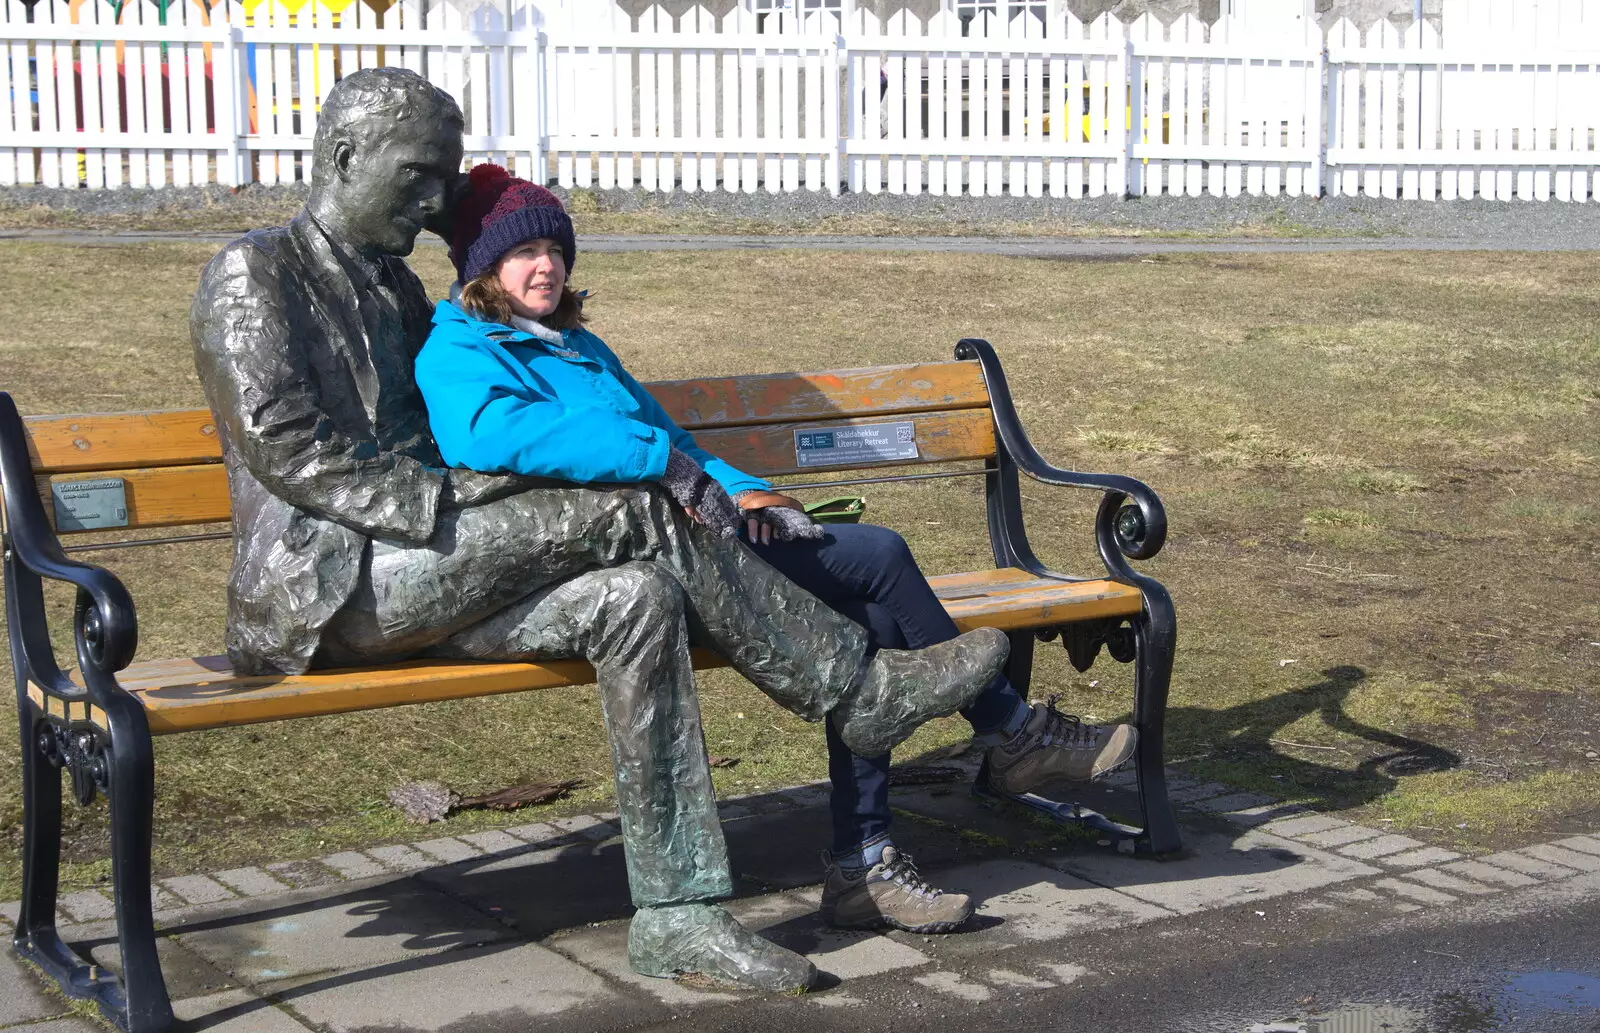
[896,426,914,442]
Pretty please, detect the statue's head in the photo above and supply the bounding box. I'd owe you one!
[309,68,465,257]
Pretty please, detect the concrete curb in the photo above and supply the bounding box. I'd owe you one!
[4,774,1600,1033]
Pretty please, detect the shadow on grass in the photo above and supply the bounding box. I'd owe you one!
[1170,664,1462,811]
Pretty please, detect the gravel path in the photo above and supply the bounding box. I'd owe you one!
[7,227,1600,255]
[4,182,1599,251]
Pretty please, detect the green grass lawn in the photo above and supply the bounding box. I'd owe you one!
[0,239,1596,899]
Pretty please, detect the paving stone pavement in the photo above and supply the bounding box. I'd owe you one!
[6,775,1599,1033]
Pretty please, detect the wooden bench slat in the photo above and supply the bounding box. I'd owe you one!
[693,409,996,480]
[39,464,233,532]
[651,363,990,430]
[23,410,223,474]
[940,578,1145,630]
[118,654,724,735]
[925,568,1042,591]
[21,362,989,475]
[80,572,1139,734]
[37,409,996,534]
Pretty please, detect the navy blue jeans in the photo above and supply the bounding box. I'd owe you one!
[752,522,1025,855]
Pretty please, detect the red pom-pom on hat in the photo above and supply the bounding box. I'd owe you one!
[468,162,511,189]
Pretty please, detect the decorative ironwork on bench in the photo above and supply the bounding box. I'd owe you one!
[39,723,113,806]
[1036,617,1138,673]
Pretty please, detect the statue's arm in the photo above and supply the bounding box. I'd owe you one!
[444,468,544,507]
[192,244,446,544]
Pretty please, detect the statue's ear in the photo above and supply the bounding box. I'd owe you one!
[331,137,357,184]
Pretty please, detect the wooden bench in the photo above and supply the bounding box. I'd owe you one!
[0,338,1177,1032]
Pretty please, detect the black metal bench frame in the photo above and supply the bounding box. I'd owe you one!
[1,339,1177,1033]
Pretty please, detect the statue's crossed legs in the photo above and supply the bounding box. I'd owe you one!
[318,484,1006,989]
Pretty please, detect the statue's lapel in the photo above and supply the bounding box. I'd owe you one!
[290,216,384,426]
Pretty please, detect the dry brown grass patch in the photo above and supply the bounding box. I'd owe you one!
[0,242,1597,895]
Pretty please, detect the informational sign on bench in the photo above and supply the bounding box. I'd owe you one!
[51,478,129,531]
[794,422,919,468]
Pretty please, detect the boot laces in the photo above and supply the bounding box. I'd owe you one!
[874,850,940,900]
[1037,695,1102,752]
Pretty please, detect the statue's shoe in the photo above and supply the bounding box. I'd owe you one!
[832,627,1010,758]
[628,903,817,992]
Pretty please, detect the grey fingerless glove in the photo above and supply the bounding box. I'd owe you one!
[751,505,824,541]
[661,447,741,539]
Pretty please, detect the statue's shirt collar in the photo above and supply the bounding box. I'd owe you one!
[304,213,389,290]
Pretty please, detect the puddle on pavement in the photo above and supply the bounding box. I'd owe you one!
[1247,970,1600,1032]
[1500,970,1600,1013]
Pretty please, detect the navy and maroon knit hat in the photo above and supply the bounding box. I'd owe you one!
[450,163,577,284]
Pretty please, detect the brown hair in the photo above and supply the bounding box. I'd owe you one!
[459,273,587,331]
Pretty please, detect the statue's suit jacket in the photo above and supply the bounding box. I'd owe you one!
[192,213,446,676]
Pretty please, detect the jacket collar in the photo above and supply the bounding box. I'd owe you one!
[432,299,593,363]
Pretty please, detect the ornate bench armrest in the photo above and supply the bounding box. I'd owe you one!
[1,393,138,696]
[955,339,1167,586]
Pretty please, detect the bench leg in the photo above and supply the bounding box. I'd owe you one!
[13,701,173,1033]
[13,705,116,1020]
[1131,587,1181,856]
[105,703,173,1033]
[15,703,69,969]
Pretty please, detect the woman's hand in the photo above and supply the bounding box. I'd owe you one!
[661,449,742,538]
[737,492,820,545]
[736,491,805,512]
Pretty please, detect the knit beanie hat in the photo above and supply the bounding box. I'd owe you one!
[450,163,577,285]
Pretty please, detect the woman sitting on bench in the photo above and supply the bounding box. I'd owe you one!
[415,165,1139,939]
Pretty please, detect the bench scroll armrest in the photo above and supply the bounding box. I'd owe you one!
[955,339,1168,585]
[1,393,138,702]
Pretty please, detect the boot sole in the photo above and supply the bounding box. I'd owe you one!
[632,960,815,993]
[821,909,972,935]
[989,733,1140,794]
[989,754,1135,795]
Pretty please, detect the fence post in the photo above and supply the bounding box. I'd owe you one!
[827,30,844,197]
[1314,39,1330,198]
[217,14,244,187]
[1124,35,1139,199]
[532,21,548,186]
[844,25,859,193]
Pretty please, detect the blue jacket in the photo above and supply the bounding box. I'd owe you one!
[416,300,771,495]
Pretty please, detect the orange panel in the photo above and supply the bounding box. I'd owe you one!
[24,410,222,474]
[696,409,996,479]
[650,362,991,430]
[18,363,990,474]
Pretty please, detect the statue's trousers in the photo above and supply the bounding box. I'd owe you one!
[318,484,871,906]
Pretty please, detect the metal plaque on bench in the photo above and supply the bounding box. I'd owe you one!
[794,422,919,468]
[51,477,129,531]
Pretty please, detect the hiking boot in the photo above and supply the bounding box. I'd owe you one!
[832,627,1009,758]
[984,696,1138,794]
[628,902,816,992]
[819,846,973,934]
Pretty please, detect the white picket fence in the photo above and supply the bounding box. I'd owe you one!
[3,0,1600,200]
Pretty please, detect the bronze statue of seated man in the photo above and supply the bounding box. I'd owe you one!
[190,66,1007,992]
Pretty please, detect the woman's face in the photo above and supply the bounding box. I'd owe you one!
[496,237,567,320]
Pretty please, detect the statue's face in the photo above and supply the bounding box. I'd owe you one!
[333,118,464,257]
